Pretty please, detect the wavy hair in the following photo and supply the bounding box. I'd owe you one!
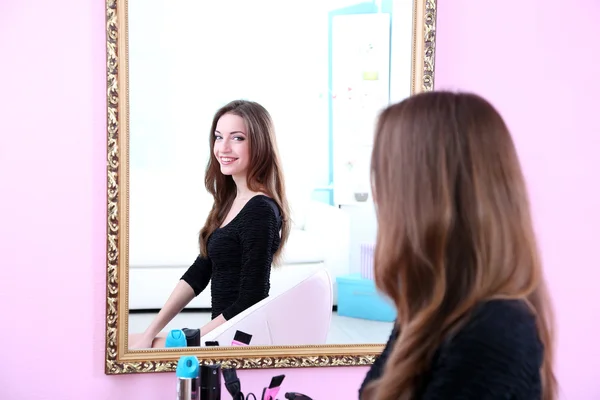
[199,100,290,265]
[362,91,556,399]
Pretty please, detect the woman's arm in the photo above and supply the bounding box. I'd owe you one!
[130,255,212,348]
[180,254,213,296]
[199,314,227,337]
[130,280,196,348]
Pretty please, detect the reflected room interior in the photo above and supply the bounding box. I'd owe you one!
[126,0,417,348]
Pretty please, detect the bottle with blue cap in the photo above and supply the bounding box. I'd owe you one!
[176,355,200,400]
[166,329,187,348]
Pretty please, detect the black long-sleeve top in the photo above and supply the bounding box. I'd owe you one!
[360,299,544,399]
[181,195,282,320]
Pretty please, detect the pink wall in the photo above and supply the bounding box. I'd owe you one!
[1,0,598,399]
[435,0,600,398]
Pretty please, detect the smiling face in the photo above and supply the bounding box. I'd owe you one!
[213,113,250,178]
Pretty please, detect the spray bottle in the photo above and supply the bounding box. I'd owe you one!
[176,355,200,400]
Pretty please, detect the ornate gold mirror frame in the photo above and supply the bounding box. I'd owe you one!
[104,0,437,375]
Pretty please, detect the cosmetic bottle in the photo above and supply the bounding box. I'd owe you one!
[166,329,188,348]
[200,363,221,400]
[182,328,201,347]
[176,356,200,400]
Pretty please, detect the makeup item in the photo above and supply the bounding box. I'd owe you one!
[222,367,243,400]
[204,341,219,347]
[166,329,187,348]
[182,328,201,347]
[176,356,200,400]
[231,330,252,346]
[199,364,221,400]
[261,375,285,400]
[284,393,313,400]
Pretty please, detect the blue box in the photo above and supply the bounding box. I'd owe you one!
[336,273,397,322]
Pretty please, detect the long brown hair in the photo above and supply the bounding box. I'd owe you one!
[363,91,556,399]
[199,100,290,265]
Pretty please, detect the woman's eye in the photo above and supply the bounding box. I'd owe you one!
[233,136,245,141]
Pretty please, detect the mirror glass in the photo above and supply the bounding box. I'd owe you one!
[127,0,414,350]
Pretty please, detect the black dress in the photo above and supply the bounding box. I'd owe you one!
[181,195,282,320]
[359,299,544,399]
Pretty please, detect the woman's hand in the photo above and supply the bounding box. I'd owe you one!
[129,333,155,349]
[200,314,227,337]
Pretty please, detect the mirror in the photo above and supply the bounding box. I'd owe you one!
[105,0,437,374]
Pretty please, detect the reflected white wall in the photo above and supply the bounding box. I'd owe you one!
[127,0,415,251]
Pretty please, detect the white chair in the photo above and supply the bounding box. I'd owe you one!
[201,269,333,346]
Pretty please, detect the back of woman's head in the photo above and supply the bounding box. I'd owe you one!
[365,91,555,399]
[201,99,290,264]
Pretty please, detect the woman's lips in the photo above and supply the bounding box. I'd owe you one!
[220,157,238,165]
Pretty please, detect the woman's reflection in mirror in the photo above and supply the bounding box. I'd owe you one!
[129,100,290,349]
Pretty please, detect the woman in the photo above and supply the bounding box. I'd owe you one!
[360,92,557,399]
[130,99,290,349]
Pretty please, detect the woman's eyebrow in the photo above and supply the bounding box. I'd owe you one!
[215,130,246,135]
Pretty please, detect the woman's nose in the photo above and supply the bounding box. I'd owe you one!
[219,139,232,152]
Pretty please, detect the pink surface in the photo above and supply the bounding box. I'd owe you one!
[436,1,600,398]
[0,0,598,399]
